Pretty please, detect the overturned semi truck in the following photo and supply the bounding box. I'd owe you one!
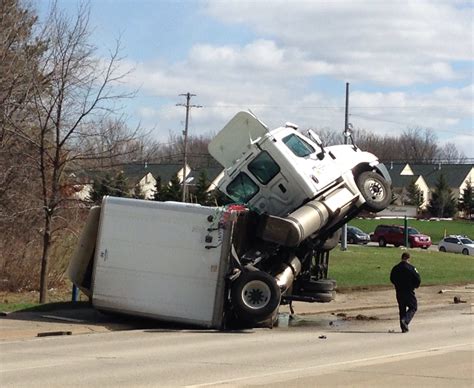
[68,111,392,328]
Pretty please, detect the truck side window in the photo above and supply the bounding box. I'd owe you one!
[248,151,280,184]
[282,134,315,157]
[226,172,259,203]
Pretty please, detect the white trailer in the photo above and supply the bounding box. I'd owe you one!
[69,198,244,328]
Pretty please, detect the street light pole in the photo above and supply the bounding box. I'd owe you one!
[341,82,350,251]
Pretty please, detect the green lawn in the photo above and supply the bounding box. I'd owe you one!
[0,302,39,312]
[329,245,474,288]
[349,218,474,243]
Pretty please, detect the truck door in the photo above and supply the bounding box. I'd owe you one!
[246,151,299,215]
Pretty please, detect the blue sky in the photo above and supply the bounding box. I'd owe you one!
[37,0,473,158]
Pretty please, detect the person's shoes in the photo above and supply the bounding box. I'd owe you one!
[400,319,409,333]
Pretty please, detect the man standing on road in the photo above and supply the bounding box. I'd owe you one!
[390,252,421,333]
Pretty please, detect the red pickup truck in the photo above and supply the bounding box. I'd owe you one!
[371,224,432,249]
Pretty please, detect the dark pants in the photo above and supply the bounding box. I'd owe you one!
[396,291,417,326]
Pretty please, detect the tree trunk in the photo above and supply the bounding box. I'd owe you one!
[39,212,51,303]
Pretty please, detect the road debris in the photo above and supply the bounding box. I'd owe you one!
[37,331,72,337]
[439,289,474,294]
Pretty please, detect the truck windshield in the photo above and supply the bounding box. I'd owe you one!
[282,134,315,157]
[248,151,280,184]
[227,172,259,203]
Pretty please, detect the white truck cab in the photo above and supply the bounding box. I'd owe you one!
[209,111,391,220]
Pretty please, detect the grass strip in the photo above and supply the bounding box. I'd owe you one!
[329,245,474,288]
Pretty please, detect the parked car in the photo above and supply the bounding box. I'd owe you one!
[370,224,432,249]
[346,225,370,244]
[438,235,473,255]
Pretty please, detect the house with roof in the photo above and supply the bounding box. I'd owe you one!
[71,163,223,201]
[387,162,474,211]
[121,163,191,199]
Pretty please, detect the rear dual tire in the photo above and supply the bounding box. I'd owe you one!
[301,278,336,292]
[299,278,336,303]
[301,291,335,303]
[231,271,281,323]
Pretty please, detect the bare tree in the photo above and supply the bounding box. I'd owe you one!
[0,0,47,291]
[351,127,452,164]
[398,128,439,163]
[75,116,144,167]
[150,132,216,167]
[4,3,139,302]
[438,142,467,163]
[311,127,342,146]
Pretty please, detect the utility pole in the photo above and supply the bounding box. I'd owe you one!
[176,93,202,202]
[341,82,350,251]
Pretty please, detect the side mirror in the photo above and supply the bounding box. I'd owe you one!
[307,129,325,160]
[307,129,323,147]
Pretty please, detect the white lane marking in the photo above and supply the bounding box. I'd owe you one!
[186,342,474,387]
[0,361,75,373]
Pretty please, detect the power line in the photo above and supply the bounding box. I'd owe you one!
[135,95,465,109]
[201,104,468,109]
[350,113,474,136]
[135,97,468,110]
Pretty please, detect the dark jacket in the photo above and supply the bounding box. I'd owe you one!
[390,261,421,294]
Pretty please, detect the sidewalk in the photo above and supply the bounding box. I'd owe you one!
[1,284,471,341]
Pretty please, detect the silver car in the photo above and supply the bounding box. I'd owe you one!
[438,235,474,255]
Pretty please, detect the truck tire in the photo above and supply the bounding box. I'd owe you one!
[356,171,392,212]
[301,291,335,303]
[231,271,281,322]
[301,279,334,292]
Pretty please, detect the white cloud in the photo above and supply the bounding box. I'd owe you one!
[116,1,472,157]
[205,0,472,85]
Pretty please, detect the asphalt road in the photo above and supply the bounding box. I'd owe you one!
[1,298,472,387]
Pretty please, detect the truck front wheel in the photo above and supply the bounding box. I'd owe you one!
[231,271,281,322]
[357,171,392,212]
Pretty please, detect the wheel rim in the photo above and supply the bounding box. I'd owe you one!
[462,249,468,255]
[241,280,271,310]
[363,178,385,202]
